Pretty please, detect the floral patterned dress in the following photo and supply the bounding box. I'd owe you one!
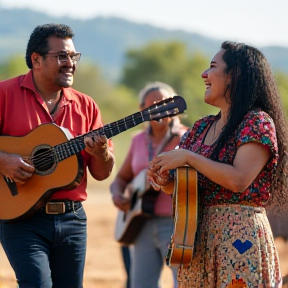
[177,110,282,288]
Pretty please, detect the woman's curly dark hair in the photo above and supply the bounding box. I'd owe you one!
[25,23,74,69]
[211,41,288,211]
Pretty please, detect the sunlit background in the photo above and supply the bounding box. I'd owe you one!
[1,0,288,47]
[0,1,288,287]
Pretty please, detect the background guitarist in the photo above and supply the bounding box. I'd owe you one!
[110,81,188,288]
[148,41,288,288]
[0,23,115,287]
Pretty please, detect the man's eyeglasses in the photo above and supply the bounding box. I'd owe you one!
[45,52,81,63]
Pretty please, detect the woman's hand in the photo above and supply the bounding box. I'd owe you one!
[147,149,185,188]
[147,166,172,190]
[150,149,190,172]
[111,191,131,212]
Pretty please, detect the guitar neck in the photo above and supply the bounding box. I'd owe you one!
[54,111,144,163]
[53,95,186,163]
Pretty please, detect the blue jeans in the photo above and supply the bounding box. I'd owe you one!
[0,203,87,288]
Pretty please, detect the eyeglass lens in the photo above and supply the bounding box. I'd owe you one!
[58,53,81,62]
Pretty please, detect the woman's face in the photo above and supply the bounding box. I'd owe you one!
[142,89,172,130]
[201,49,230,109]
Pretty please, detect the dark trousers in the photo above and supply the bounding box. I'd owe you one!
[0,204,87,288]
[121,245,131,288]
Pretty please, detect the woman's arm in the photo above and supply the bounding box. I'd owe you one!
[110,153,134,211]
[150,142,270,192]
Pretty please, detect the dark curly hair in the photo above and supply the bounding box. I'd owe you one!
[211,41,288,211]
[25,23,74,69]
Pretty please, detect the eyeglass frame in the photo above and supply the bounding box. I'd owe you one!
[43,51,81,63]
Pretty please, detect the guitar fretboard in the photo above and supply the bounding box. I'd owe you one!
[51,95,186,163]
[54,111,145,163]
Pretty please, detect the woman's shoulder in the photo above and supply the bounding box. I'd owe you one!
[244,109,273,120]
[237,109,277,147]
[243,109,275,127]
[192,114,218,130]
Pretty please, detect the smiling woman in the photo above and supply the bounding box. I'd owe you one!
[148,41,288,288]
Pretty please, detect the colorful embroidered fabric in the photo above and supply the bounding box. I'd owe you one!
[179,110,278,206]
[178,205,282,288]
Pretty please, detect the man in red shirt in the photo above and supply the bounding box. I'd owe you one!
[0,23,115,288]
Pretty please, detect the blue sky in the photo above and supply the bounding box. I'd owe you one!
[1,0,287,48]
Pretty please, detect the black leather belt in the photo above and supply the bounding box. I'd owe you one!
[40,200,82,214]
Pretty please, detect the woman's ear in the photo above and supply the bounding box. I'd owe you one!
[227,72,232,86]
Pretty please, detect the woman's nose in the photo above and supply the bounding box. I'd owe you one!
[201,69,208,78]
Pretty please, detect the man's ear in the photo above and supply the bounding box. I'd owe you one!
[31,52,41,68]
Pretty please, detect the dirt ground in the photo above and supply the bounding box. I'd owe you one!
[0,178,288,288]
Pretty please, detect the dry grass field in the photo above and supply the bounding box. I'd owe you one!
[0,177,287,288]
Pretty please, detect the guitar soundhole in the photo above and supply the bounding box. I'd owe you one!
[32,145,57,176]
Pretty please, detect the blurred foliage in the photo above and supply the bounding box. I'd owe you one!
[275,72,288,116]
[72,61,140,166]
[0,54,28,79]
[1,42,288,169]
[121,41,219,126]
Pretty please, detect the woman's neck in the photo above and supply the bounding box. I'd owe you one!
[218,110,228,127]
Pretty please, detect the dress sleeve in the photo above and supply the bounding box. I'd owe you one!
[236,110,278,156]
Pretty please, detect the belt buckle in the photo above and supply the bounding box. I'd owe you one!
[45,202,66,214]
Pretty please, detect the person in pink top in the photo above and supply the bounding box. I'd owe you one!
[0,23,115,288]
[110,81,188,288]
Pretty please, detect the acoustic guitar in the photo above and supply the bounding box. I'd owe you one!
[114,169,158,245]
[166,166,198,267]
[0,96,187,221]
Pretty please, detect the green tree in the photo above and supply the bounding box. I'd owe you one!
[121,41,218,126]
[73,62,140,165]
[73,61,138,123]
[0,54,28,79]
[275,72,288,115]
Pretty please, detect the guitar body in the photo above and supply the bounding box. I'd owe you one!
[166,166,198,267]
[115,170,159,245]
[0,123,83,220]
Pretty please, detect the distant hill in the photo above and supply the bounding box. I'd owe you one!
[0,8,287,82]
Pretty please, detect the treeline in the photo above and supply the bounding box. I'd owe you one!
[1,41,288,164]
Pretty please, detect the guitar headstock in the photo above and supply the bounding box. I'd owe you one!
[141,95,187,122]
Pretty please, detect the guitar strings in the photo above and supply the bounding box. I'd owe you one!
[25,101,178,170]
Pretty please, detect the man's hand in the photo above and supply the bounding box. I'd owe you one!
[0,152,35,184]
[84,134,115,181]
[84,135,110,161]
